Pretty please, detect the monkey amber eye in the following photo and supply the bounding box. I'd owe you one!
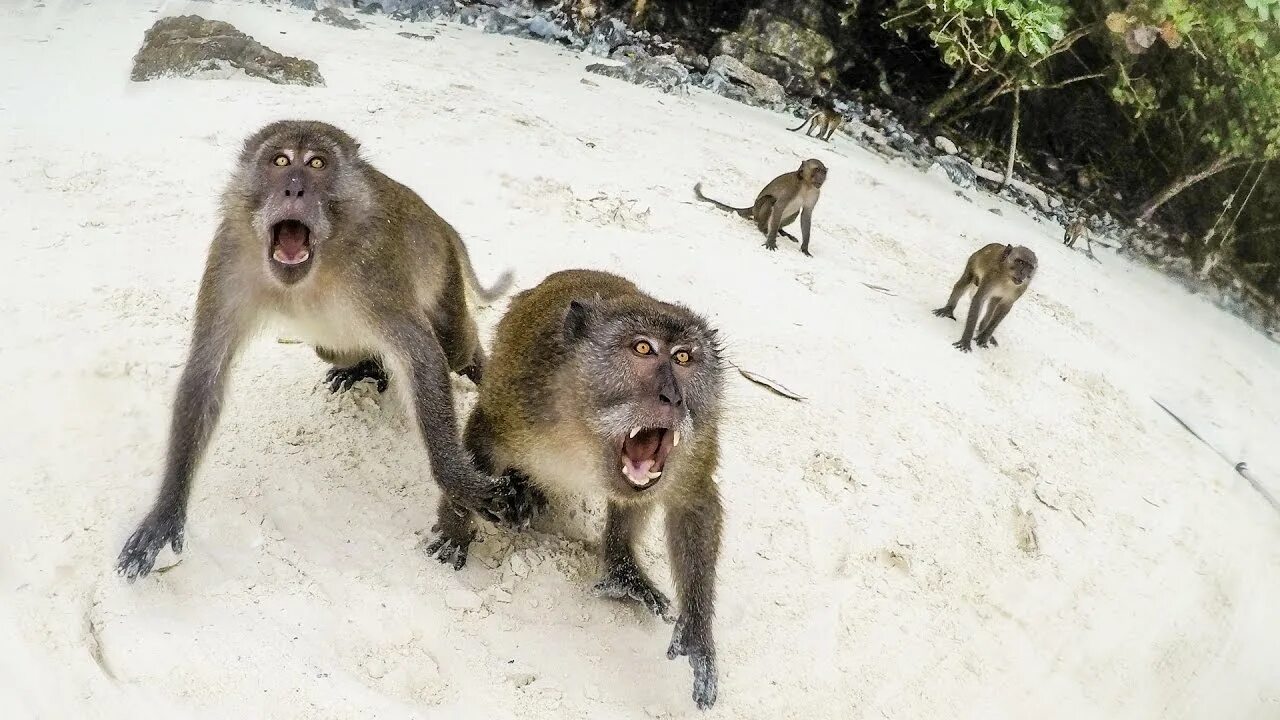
[272,154,289,167]
[308,157,326,169]
[674,350,691,365]
[633,340,653,356]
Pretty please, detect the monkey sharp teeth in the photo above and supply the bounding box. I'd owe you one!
[629,426,641,439]
[673,430,681,447]
[647,471,662,480]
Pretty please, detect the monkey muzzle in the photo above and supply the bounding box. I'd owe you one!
[270,220,312,267]
[619,426,679,490]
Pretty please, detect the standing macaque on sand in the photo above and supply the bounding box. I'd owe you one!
[1063,217,1094,255]
[428,269,725,709]
[116,120,530,581]
[788,97,844,142]
[933,243,1038,352]
[693,159,828,257]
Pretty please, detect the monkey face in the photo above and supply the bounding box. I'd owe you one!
[238,121,363,286]
[563,299,724,495]
[1004,246,1038,285]
[800,159,828,188]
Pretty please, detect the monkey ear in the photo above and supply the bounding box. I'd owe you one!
[1002,244,1013,260]
[563,300,592,343]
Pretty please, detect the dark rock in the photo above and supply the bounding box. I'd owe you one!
[312,7,363,28]
[714,7,836,96]
[670,43,709,72]
[485,10,523,35]
[701,55,785,109]
[131,15,324,86]
[397,31,435,41]
[586,46,689,94]
[587,18,629,57]
[928,156,977,190]
[353,0,453,19]
[288,0,317,10]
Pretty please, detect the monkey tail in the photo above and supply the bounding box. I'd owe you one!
[787,112,817,132]
[456,243,515,305]
[693,183,753,218]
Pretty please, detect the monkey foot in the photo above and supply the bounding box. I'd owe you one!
[801,248,813,258]
[762,242,778,251]
[116,509,186,582]
[932,307,956,320]
[667,615,718,709]
[977,336,999,348]
[778,230,800,243]
[425,528,474,571]
[325,359,388,393]
[593,560,672,620]
[952,340,973,353]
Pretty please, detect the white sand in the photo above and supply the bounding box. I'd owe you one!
[3,2,1279,718]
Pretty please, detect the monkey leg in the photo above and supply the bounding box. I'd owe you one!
[762,203,786,251]
[316,346,388,393]
[932,272,973,319]
[752,196,776,235]
[665,490,722,710]
[592,502,671,619]
[778,229,801,243]
[324,357,389,393]
[431,273,486,384]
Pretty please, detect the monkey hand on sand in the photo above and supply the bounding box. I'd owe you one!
[467,470,547,530]
[116,506,186,582]
[976,335,999,348]
[762,241,778,251]
[592,561,673,620]
[952,339,973,353]
[667,614,718,709]
[932,307,957,320]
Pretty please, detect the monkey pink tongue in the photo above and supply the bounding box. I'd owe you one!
[273,221,310,264]
[622,429,664,485]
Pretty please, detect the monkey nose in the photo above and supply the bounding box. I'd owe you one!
[658,387,683,406]
[284,177,305,198]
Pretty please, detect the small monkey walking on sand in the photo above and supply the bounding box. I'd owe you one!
[428,269,726,709]
[116,120,529,581]
[694,158,828,257]
[788,97,844,142]
[933,243,1038,352]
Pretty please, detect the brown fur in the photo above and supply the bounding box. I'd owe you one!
[693,159,828,257]
[933,243,1038,352]
[116,120,522,583]
[429,269,725,709]
[788,98,844,141]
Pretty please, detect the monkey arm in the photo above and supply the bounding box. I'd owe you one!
[665,485,722,709]
[954,288,990,352]
[799,205,814,257]
[594,502,671,618]
[383,316,526,527]
[117,244,247,581]
[976,302,1013,346]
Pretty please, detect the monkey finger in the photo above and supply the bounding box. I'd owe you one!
[952,340,972,353]
[689,654,719,709]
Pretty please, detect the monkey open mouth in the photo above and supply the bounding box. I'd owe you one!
[620,426,680,490]
[270,220,312,266]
